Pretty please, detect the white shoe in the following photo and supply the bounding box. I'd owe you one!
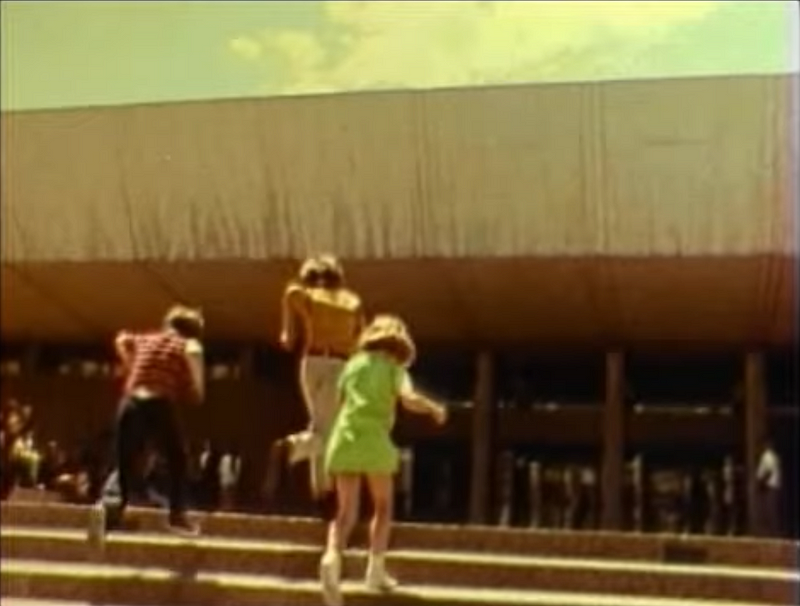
[365,553,398,592]
[287,431,322,465]
[165,515,201,538]
[320,551,343,606]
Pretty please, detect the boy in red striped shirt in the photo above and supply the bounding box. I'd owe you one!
[89,306,205,544]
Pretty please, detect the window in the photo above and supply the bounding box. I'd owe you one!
[495,352,604,408]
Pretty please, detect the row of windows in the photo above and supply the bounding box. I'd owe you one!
[1,343,796,405]
[414,351,797,406]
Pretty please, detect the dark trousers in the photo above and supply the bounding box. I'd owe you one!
[102,468,168,508]
[115,395,187,519]
[0,452,14,500]
[756,487,781,538]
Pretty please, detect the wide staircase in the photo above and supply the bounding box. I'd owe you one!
[2,497,798,606]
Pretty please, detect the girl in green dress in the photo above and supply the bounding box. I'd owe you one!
[320,315,447,606]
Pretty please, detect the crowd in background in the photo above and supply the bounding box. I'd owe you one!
[0,393,790,539]
[1,397,242,513]
[1,345,795,540]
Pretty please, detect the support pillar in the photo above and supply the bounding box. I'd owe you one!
[469,351,494,524]
[601,350,624,530]
[239,346,255,379]
[21,343,40,375]
[744,350,767,536]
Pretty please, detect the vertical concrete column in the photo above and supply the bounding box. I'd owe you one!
[744,351,767,536]
[239,346,255,379]
[601,350,624,530]
[469,351,494,524]
[22,343,40,375]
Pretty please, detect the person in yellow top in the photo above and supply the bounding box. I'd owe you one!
[319,315,447,606]
[278,254,365,500]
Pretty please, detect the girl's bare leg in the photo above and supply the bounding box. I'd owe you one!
[364,473,397,591]
[321,474,360,606]
[326,474,360,552]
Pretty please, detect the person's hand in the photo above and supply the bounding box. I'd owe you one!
[432,405,448,426]
[279,331,291,350]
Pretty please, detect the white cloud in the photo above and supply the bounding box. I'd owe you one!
[229,36,263,61]
[231,0,724,95]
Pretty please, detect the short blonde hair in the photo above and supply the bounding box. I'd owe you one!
[318,254,345,282]
[297,254,345,286]
[298,257,325,284]
[163,305,204,338]
[357,314,416,367]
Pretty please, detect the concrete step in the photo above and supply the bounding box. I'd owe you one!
[3,501,797,569]
[7,488,62,504]
[2,600,214,606]
[4,527,796,604]
[1,559,789,606]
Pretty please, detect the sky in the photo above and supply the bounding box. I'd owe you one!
[1,0,798,111]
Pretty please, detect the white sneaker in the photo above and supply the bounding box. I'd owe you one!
[319,551,343,606]
[365,553,398,592]
[166,515,201,538]
[287,431,322,465]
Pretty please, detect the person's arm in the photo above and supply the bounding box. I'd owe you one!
[398,372,447,425]
[279,284,307,352]
[114,331,136,371]
[185,338,205,404]
[353,301,367,342]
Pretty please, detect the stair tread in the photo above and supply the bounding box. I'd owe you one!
[3,526,796,580]
[0,559,780,606]
[5,501,797,549]
[2,601,213,606]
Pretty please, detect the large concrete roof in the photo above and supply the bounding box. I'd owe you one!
[2,74,797,346]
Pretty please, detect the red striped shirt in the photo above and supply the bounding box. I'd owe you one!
[118,330,194,404]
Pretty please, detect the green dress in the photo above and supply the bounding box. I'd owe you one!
[324,351,408,475]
